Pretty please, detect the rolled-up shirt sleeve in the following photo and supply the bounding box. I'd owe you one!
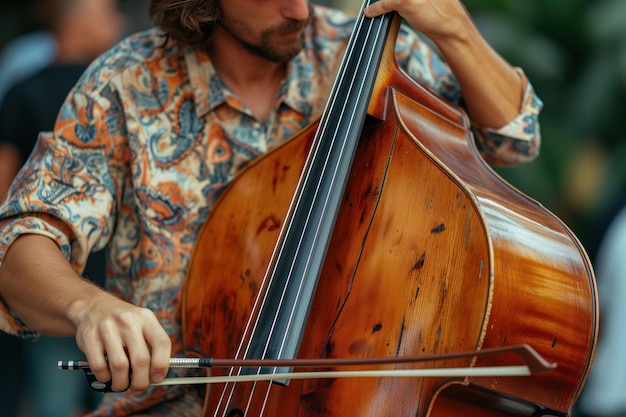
[0,84,120,337]
[395,25,543,166]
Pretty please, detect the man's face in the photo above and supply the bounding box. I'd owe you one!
[217,0,314,63]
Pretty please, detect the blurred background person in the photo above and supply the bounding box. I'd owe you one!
[0,0,125,200]
[0,31,56,104]
[0,14,56,417]
[0,29,56,205]
[0,0,125,415]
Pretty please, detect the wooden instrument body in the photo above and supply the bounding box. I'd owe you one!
[183,68,597,416]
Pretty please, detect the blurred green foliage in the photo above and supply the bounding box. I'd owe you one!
[464,0,626,254]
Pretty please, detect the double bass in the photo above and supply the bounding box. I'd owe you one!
[182,2,598,416]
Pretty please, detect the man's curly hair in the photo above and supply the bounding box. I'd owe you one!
[149,0,222,49]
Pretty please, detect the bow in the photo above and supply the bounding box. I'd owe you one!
[58,344,556,393]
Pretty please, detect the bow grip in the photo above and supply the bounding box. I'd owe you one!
[81,367,116,392]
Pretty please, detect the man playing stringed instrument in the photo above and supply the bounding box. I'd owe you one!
[0,0,542,416]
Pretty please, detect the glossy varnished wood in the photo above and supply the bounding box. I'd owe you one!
[182,14,597,417]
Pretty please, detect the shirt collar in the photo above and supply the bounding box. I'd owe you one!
[281,47,316,117]
[183,47,226,118]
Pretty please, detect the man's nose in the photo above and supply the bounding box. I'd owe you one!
[281,0,310,21]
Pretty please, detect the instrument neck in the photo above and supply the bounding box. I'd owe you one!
[242,3,395,365]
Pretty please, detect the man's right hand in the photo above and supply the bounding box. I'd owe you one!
[0,234,172,392]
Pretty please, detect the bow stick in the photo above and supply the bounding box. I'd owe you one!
[58,344,556,393]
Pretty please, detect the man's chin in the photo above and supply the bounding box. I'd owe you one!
[252,39,304,63]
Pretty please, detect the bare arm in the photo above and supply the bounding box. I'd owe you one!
[0,234,171,392]
[364,0,522,129]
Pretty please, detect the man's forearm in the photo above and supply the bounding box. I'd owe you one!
[435,22,523,129]
[0,234,100,336]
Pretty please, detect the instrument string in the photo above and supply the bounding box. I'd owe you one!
[214,1,387,415]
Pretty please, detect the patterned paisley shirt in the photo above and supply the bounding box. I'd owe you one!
[0,5,542,416]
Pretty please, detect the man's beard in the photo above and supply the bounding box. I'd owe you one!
[218,4,314,63]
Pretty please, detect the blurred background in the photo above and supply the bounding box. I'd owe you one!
[0,0,624,416]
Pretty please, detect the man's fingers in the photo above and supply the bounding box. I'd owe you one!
[81,338,113,387]
[122,308,169,391]
[78,323,115,387]
[76,304,172,392]
[364,2,385,18]
[100,330,132,392]
[144,324,172,384]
